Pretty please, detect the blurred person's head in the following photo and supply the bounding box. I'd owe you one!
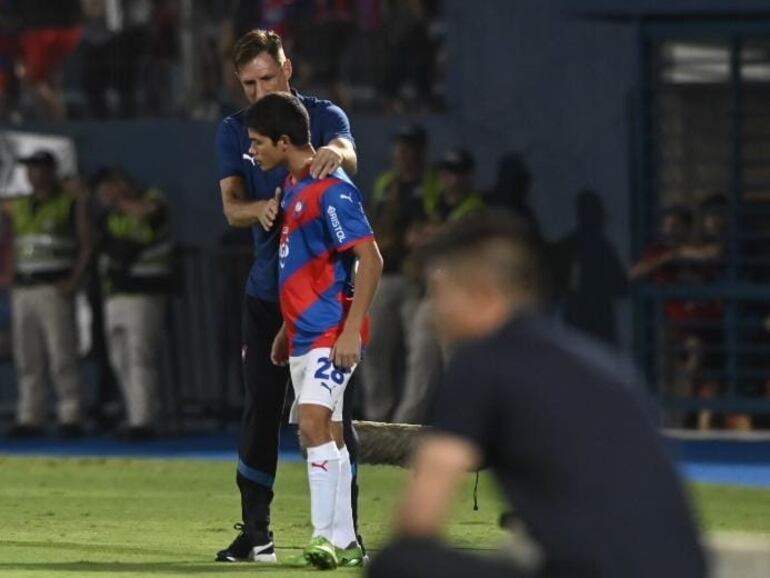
[659,205,692,244]
[245,92,311,171]
[494,153,531,200]
[438,148,475,206]
[232,29,292,104]
[20,150,58,196]
[700,193,728,238]
[419,212,544,345]
[575,189,606,229]
[391,123,427,179]
[93,167,139,208]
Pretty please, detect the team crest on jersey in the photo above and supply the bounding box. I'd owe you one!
[279,226,290,268]
[294,201,304,215]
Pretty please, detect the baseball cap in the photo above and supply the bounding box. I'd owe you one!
[19,149,58,168]
[439,147,475,173]
[393,122,427,147]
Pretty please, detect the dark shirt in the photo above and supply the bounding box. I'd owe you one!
[215,91,354,301]
[432,314,706,578]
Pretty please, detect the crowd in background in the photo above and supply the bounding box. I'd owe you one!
[0,0,445,122]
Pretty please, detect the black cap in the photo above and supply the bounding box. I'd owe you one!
[439,147,475,173]
[19,150,58,168]
[394,123,427,147]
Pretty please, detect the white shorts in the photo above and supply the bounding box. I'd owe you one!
[288,347,356,423]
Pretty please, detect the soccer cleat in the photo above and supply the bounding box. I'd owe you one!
[303,536,338,570]
[215,523,277,563]
[336,542,367,567]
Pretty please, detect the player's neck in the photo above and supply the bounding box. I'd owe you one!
[287,145,316,180]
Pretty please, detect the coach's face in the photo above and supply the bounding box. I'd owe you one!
[248,130,287,171]
[237,53,292,104]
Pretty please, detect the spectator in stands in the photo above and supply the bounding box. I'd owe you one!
[629,206,695,423]
[362,123,439,421]
[391,148,485,425]
[15,0,82,120]
[93,168,173,440]
[0,0,20,122]
[145,0,181,116]
[80,0,146,119]
[5,151,93,438]
[380,0,439,111]
[675,194,728,429]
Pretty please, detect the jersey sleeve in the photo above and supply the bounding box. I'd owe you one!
[431,345,493,451]
[320,103,356,148]
[215,118,245,180]
[322,182,373,252]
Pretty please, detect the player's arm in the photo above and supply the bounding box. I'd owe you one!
[220,176,280,231]
[395,434,482,537]
[311,137,358,180]
[331,239,383,369]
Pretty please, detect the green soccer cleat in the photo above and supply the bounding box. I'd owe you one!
[335,543,367,567]
[303,536,338,570]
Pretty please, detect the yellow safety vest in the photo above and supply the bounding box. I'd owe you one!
[11,192,76,276]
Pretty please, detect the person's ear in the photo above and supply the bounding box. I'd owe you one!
[282,58,293,82]
[279,135,290,150]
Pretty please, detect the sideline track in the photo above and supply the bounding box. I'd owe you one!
[1,429,769,487]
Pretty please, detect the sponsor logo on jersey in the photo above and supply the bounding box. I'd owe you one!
[242,153,257,166]
[294,201,304,215]
[327,205,346,243]
[339,193,354,203]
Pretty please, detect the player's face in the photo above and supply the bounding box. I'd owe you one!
[237,53,292,104]
[248,130,286,170]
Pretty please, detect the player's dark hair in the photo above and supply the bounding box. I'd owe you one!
[418,211,546,298]
[245,92,311,146]
[232,29,286,71]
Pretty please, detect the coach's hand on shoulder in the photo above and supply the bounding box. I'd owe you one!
[311,146,342,179]
[271,324,290,366]
[331,328,361,370]
[258,187,282,231]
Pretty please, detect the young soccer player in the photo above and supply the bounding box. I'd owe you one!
[245,92,383,570]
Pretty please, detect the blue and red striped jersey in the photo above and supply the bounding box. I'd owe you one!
[278,168,374,356]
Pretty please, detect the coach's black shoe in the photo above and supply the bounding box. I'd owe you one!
[215,523,277,563]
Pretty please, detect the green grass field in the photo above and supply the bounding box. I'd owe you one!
[1,457,769,577]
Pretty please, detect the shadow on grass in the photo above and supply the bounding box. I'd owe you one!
[0,561,330,574]
[0,540,187,558]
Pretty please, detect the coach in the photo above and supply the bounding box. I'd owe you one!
[215,29,358,563]
[369,214,707,578]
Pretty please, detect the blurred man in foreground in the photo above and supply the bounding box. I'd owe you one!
[369,213,707,578]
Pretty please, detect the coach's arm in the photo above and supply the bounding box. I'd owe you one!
[395,434,481,537]
[220,176,281,230]
[311,137,358,180]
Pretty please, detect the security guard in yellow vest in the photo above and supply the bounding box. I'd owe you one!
[94,168,172,440]
[361,123,441,422]
[391,147,486,425]
[6,150,93,437]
